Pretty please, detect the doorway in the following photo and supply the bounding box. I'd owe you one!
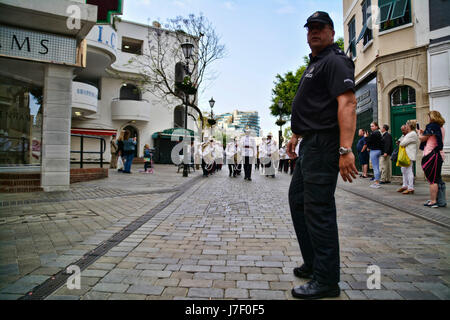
[123,125,139,157]
[390,86,416,176]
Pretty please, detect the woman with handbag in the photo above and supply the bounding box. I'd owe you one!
[418,111,446,208]
[397,120,418,195]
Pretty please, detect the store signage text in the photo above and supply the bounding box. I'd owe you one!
[0,25,77,65]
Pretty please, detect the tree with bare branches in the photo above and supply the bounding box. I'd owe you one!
[128,14,226,127]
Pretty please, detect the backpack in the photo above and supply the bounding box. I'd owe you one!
[437,179,447,207]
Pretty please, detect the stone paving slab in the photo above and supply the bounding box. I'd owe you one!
[2,165,450,300]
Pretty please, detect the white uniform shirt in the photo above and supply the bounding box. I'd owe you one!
[240,135,256,157]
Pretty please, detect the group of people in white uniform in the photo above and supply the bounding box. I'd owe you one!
[196,129,281,181]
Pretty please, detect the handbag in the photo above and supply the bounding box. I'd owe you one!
[391,147,398,164]
[396,146,410,167]
[116,156,124,170]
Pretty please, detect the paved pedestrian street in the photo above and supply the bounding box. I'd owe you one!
[0,165,449,300]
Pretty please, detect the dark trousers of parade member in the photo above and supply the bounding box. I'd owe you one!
[284,159,290,173]
[255,158,260,170]
[228,164,235,177]
[202,159,209,176]
[243,156,253,180]
[279,159,285,172]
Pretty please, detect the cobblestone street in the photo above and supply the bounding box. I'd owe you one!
[0,165,449,300]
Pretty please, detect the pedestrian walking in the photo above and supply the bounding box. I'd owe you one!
[365,122,383,188]
[110,134,118,169]
[240,128,256,181]
[287,11,357,299]
[122,131,136,174]
[356,129,369,178]
[397,120,418,194]
[380,124,393,184]
[419,111,446,208]
[116,130,125,172]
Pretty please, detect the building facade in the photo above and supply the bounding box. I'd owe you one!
[0,0,97,191]
[71,19,200,164]
[343,0,447,177]
[216,110,261,137]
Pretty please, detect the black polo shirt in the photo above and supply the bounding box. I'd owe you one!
[291,43,355,135]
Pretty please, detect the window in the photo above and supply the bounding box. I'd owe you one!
[361,0,373,45]
[120,84,141,101]
[379,0,411,32]
[348,17,356,58]
[391,86,416,106]
[121,37,143,55]
[174,106,185,128]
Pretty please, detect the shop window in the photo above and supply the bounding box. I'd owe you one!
[122,37,143,55]
[348,17,356,58]
[391,86,416,106]
[0,77,43,166]
[379,0,411,32]
[120,84,141,101]
[361,0,373,45]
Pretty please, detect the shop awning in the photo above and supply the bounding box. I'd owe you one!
[152,128,197,140]
[71,128,117,136]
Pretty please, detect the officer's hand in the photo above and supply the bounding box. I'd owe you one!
[287,136,298,159]
[339,152,358,183]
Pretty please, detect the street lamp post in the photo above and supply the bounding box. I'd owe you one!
[180,40,194,177]
[209,97,215,137]
[277,100,284,148]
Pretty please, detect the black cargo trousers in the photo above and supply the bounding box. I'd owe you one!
[288,130,340,285]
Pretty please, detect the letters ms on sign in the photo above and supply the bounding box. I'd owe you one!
[86,0,123,24]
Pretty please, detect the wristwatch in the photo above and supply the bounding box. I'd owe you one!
[339,147,352,155]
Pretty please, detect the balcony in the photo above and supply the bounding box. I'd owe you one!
[111,99,150,122]
[72,81,98,117]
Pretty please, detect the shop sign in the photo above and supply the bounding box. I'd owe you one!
[0,24,77,65]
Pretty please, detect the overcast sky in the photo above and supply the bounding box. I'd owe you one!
[123,0,344,138]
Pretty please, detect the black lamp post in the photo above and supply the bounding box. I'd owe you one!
[208,97,216,137]
[277,100,284,148]
[180,39,194,177]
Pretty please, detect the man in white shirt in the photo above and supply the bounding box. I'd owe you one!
[264,133,278,178]
[240,128,257,181]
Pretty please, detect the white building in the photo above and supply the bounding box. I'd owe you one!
[71,19,200,164]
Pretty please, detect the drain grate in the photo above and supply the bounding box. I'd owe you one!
[19,175,202,300]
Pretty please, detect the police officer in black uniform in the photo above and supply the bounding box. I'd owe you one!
[286,11,358,299]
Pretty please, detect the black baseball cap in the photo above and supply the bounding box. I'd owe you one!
[304,11,334,29]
